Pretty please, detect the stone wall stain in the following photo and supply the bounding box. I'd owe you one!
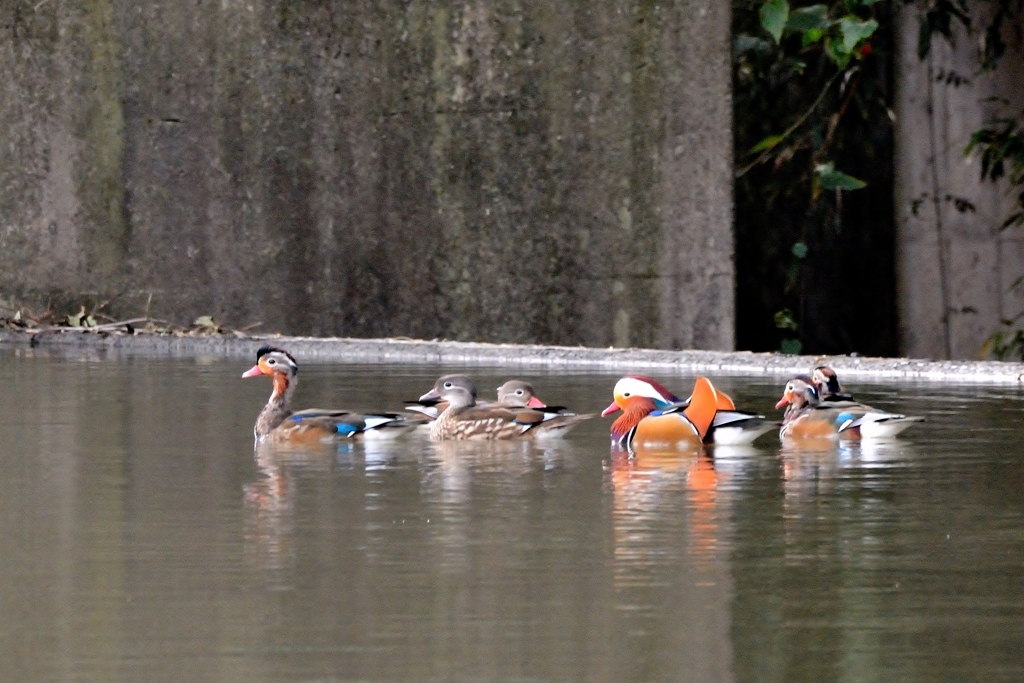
[81,0,127,280]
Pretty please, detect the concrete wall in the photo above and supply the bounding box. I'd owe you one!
[0,0,734,350]
[895,4,1024,359]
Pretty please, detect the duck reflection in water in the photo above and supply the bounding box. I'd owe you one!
[424,439,579,504]
[778,422,916,503]
[420,439,580,575]
[244,440,383,589]
[243,445,299,589]
[608,443,736,678]
[610,444,732,581]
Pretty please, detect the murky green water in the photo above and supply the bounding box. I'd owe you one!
[2,348,1024,682]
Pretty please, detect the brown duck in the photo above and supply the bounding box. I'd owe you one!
[406,379,592,438]
[419,374,592,441]
[494,380,594,438]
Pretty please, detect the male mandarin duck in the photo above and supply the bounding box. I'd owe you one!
[419,374,592,440]
[811,365,924,439]
[775,375,841,441]
[811,366,856,403]
[242,346,415,444]
[602,375,776,449]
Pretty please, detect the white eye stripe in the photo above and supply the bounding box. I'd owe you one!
[613,377,668,401]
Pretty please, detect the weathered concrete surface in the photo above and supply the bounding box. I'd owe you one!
[895,4,1024,359]
[4,331,1023,384]
[0,0,733,350]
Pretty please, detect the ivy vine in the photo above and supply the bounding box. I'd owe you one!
[736,0,1024,357]
[734,0,892,355]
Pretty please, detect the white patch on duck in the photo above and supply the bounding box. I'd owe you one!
[612,377,675,405]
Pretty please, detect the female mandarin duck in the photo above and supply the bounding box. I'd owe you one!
[495,380,549,408]
[811,365,924,438]
[407,378,593,438]
[602,375,776,448]
[495,380,595,438]
[405,378,547,419]
[242,346,415,444]
[419,374,592,440]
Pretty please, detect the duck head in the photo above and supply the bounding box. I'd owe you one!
[496,380,546,408]
[420,374,477,410]
[775,375,820,411]
[602,376,680,416]
[602,376,681,442]
[812,366,844,399]
[242,346,298,397]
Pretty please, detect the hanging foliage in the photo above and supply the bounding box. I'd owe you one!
[733,0,895,355]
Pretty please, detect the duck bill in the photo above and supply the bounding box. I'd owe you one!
[419,389,442,402]
[242,364,263,378]
[527,396,546,408]
[774,393,791,409]
[601,401,621,417]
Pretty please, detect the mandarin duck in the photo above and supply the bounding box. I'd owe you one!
[811,365,923,438]
[601,375,775,449]
[811,366,856,403]
[419,374,590,440]
[495,380,549,408]
[242,346,416,444]
[406,378,593,438]
[494,380,595,438]
[775,375,843,441]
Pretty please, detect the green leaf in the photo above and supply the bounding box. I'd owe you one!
[824,35,851,68]
[774,308,799,332]
[791,241,809,259]
[780,338,803,355]
[840,17,878,52]
[801,27,824,47]
[760,0,789,43]
[815,163,867,190]
[749,134,785,154]
[786,5,830,32]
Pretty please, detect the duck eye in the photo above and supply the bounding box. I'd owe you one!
[623,392,631,397]
[516,389,524,395]
[267,358,276,365]
[443,382,453,389]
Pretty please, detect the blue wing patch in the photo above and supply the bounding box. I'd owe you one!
[335,423,359,436]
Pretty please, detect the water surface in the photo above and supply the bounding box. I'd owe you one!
[1,349,1023,682]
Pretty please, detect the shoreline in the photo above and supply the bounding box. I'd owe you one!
[2,329,1023,385]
